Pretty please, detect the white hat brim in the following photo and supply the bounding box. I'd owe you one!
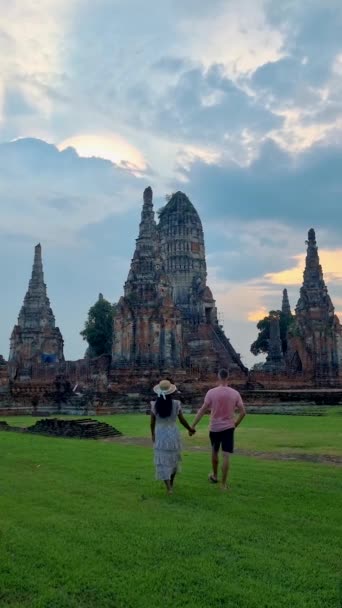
[153,383,177,395]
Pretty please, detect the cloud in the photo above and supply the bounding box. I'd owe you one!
[0,1,71,110]
[58,133,148,173]
[180,138,342,237]
[1,0,342,367]
[246,1,342,152]
[146,64,282,145]
[178,0,283,74]
[247,307,269,322]
[52,0,283,162]
[152,57,188,73]
[266,249,342,285]
[3,87,37,118]
[204,219,305,283]
[0,137,145,244]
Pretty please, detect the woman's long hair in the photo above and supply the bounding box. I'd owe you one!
[155,394,173,418]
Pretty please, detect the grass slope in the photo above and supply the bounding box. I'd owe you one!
[0,414,341,608]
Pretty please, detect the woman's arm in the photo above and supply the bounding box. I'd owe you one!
[178,412,195,435]
[150,413,156,442]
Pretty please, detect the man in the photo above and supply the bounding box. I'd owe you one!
[191,369,246,490]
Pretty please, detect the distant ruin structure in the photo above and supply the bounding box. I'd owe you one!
[286,229,342,383]
[1,206,342,418]
[282,288,292,317]
[263,313,285,373]
[9,244,64,372]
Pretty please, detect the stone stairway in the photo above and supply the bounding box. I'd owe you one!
[210,325,248,374]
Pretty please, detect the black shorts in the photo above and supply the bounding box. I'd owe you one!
[209,428,234,454]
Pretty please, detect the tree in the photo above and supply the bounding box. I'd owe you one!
[250,310,293,357]
[80,294,116,358]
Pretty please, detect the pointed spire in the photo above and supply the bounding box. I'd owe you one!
[308,227,316,244]
[282,289,291,316]
[303,227,324,287]
[28,243,46,295]
[135,186,156,248]
[296,228,334,316]
[138,186,155,237]
[125,187,164,299]
[18,243,55,328]
[143,186,153,206]
[9,243,64,364]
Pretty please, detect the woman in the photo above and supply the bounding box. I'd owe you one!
[150,379,195,495]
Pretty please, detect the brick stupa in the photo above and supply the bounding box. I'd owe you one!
[287,229,342,380]
[9,244,64,367]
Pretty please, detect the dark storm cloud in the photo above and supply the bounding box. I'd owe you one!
[179,138,342,237]
[0,138,145,242]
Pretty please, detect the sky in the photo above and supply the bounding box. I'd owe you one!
[0,0,342,367]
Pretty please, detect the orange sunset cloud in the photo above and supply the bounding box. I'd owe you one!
[265,250,342,286]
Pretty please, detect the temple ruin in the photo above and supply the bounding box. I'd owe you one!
[1,205,342,416]
[285,229,342,383]
[9,243,64,375]
[113,188,247,375]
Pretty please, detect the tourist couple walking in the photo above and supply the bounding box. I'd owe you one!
[150,369,246,495]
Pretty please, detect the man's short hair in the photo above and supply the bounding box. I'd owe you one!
[218,368,229,380]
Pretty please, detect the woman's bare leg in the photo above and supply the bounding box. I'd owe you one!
[170,470,177,488]
[164,480,173,494]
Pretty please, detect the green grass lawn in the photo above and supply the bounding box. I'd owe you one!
[0,413,341,607]
[3,408,342,455]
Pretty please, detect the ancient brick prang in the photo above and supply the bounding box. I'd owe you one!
[9,244,64,371]
[286,229,342,382]
[113,188,247,375]
[282,289,292,317]
[113,188,183,368]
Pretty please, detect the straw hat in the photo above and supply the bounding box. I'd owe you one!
[153,379,177,398]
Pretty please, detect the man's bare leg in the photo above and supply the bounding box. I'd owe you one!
[211,449,219,481]
[221,452,230,489]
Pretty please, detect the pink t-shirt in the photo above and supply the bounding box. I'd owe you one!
[201,386,244,432]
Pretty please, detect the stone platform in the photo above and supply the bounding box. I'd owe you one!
[0,418,122,439]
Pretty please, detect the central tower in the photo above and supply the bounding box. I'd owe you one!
[112,188,182,368]
[158,191,216,324]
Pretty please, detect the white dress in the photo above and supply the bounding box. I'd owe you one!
[151,400,182,481]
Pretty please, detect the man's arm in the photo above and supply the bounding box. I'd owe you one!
[192,401,209,429]
[150,412,156,442]
[235,396,246,428]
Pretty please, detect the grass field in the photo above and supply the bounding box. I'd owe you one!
[0,412,341,608]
